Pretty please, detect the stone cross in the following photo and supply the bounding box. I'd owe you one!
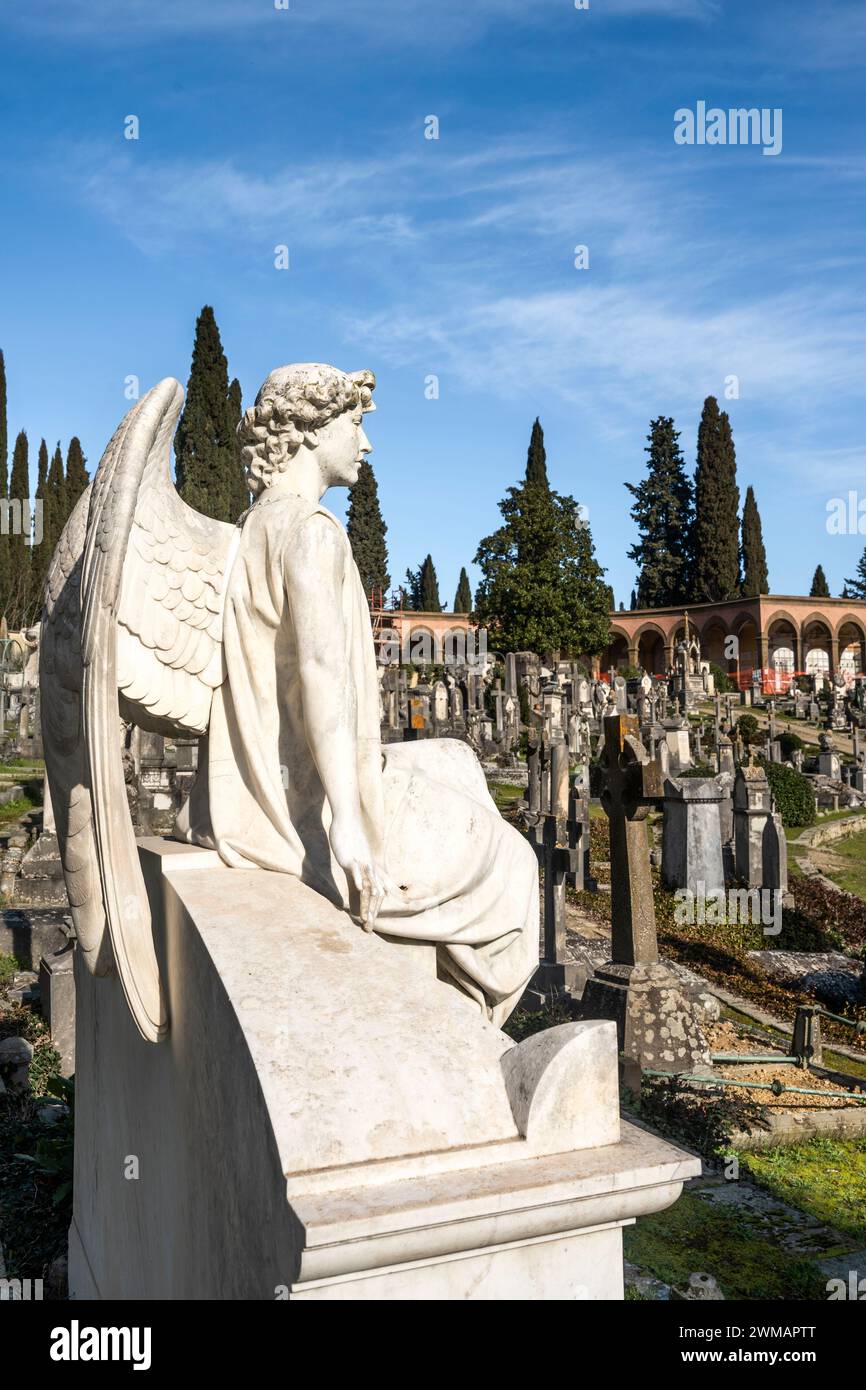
[598,714,664,965]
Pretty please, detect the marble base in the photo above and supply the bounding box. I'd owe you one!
[69,839,699,1301]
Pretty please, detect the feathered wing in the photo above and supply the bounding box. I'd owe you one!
[43,378,238,1042]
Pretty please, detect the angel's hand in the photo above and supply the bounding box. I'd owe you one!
[329,815,390,932]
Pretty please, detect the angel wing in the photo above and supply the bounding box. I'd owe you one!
[41,379,239,1042]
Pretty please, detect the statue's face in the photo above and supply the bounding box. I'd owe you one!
[315,404,372,488]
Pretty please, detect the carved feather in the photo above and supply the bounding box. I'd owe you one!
[42,378,237,1043]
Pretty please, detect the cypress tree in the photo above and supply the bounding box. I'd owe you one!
[692,397,741,602]
[844,548,866,601]
[46,443,67,549]
[346,459,390,600]
[625,416,694,608]
[454,567,472,613]
[30,440,50,614]
[419,555,441,612]
[175,306,241,522]
[810,564,830,598]
[65,436,89,512]
[525,418,549,487]
[630,589,637,610]
[740,485,769,597]
[0,349,8,621]
[7,431,30,626]
[227,377,248,518]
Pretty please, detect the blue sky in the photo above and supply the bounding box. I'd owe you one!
[2,0,866,608]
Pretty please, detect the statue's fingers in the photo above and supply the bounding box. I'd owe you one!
[366,878,385,932]
[359,871,375,932]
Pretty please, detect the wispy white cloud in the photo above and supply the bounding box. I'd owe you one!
[3,0,721,46]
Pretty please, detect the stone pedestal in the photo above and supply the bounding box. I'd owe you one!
[733,765,788,900]
[581,962,712,1077]
[661,776,725,896]
[818,751,841,779]
[69,839,698,1301]
[38,946,75,1075]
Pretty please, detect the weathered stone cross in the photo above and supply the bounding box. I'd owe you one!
[598,713,664,965]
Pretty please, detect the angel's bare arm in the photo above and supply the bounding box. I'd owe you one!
[283,513,386,928]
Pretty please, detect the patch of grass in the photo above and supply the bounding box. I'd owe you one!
[623,1189,828,1300]
[0,793,38,828]
[488,782,525,813]
[737,1137,866,1244]
[819,828,866,901]
[0,952,21,989]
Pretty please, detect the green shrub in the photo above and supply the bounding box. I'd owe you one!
[779,729,805,760]
[737,713,761,747]
[760,759,816,827]
[710,662,735,693]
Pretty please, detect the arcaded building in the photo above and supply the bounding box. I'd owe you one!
[603,595,866,684]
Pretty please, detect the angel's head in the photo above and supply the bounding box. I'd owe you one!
[238,363,376,497]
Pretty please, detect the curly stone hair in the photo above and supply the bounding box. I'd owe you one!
[238,363,375,492]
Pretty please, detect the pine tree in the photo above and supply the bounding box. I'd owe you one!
[844,548,866,600]
[625,416,694,607]
[692,397,741,602]
[454,567,472,613]
[346,459,390,600]
[7,431,30,626]
[175,306,244,522]
[740,485,769,597]
[474,467,610,657]
[0,349,8,622]
[810,564,830,598]
[525,418,549,487]
[841,584,853,600]
[65,436,89,512]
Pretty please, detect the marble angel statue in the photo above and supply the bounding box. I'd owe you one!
[41,364,539,1043]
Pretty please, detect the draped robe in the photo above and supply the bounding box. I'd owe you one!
[176,491,539,1026]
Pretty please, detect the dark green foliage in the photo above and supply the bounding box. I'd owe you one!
[31,440,49,614]
[778,730,804,760]
[474,455,610,657]
[403,555,441,611]
[710,662,734,692]
[226,377,248,518]
[844,547,866,601]
[736,713,760,746]
[630,589,637,610]
[453,566,472,613]
[760,760,816,827]
[6,430,30,626]
[692,397,741,602]
[626,416,694,607]
[419,554,441,611]
[45,443,66,558]
[174,306,245,522]
[740,485,769,596]
[810,564,830,598]
[64,437,89,511]
[346,459,390,600]
[524,417,549,487]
